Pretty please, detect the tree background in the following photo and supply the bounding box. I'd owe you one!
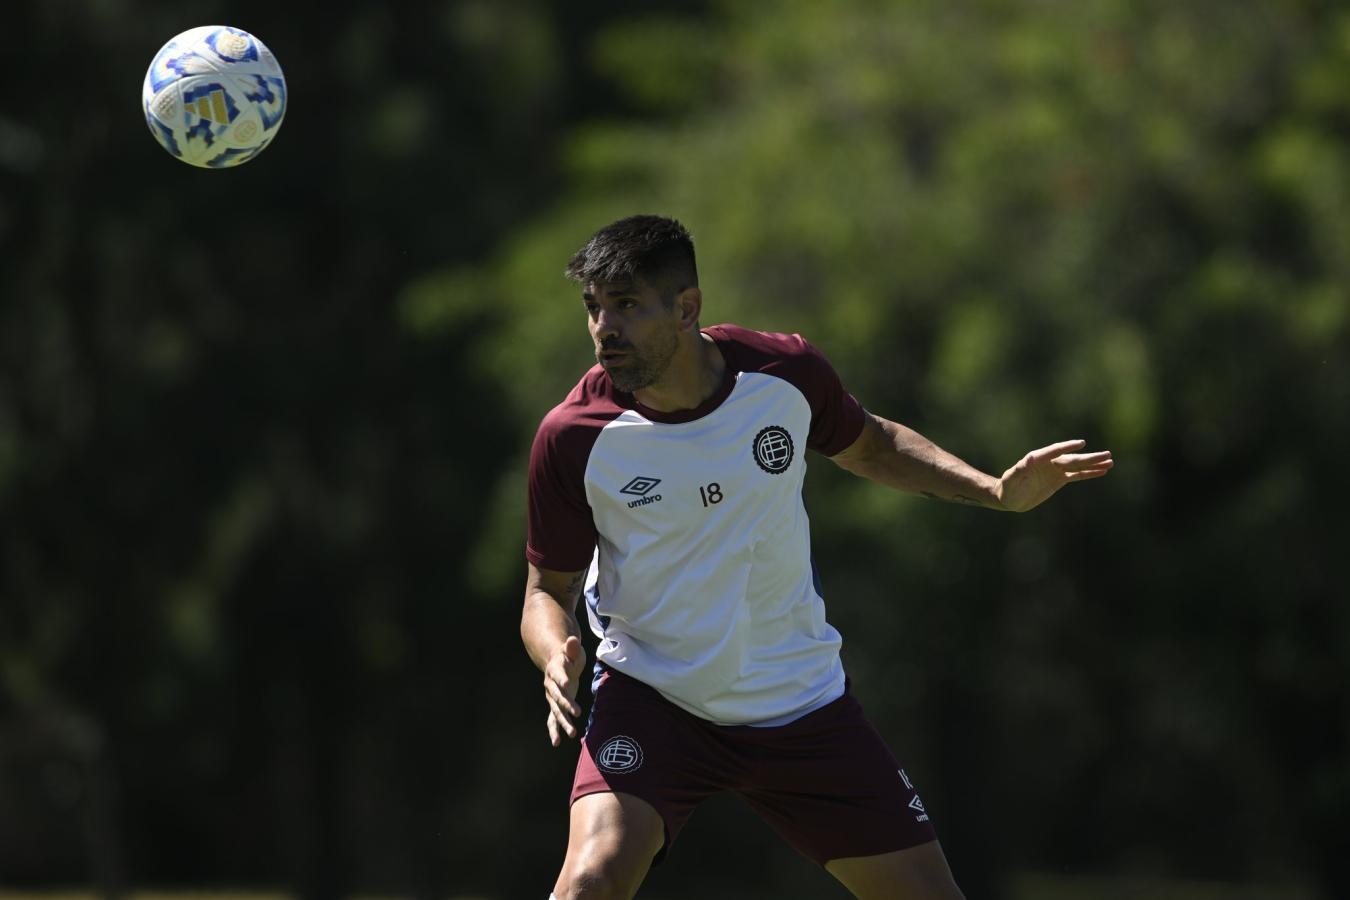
[2,0,1347,897]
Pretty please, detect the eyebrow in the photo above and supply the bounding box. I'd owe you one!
[581,284,638,302]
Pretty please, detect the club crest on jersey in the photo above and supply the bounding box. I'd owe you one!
[596,735,644,773]
[752,426,794,474]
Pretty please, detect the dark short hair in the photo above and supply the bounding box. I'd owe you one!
[565,215,698,301]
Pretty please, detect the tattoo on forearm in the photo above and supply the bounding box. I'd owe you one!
[922,491,981,506]
[564,571,586,601]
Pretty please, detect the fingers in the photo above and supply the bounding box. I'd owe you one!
[543,643,584,745]
[1031,443,1114,472]
[545,668,582,719]
[545,691,579,743]
[1029,439,1088,462]
[1053,451,1114,470]
[546,647,583,713]
[1056,450,1113,463]
[547,704,578,745]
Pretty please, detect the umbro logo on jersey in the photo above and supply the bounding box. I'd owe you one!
[620,476,663,508]
[620,476,661,496]
[752,426,794,474]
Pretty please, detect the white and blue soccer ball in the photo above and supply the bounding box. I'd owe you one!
[142,26,286,168]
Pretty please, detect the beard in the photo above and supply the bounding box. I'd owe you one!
[600,328,679,393]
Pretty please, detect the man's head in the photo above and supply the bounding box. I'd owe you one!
[567,216,703,394]
[565,215,698,305]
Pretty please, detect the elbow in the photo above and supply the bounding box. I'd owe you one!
[519,594,537,645]
[830,447,878,481]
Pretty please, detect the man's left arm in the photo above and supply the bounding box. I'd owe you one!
[830,412,1114,512]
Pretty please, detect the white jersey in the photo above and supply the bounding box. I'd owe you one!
[526,325,866,725]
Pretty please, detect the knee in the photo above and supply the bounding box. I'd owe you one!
[555,792,664,899]
[553,855,636,900]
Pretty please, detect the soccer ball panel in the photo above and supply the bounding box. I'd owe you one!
[142,26,286,169]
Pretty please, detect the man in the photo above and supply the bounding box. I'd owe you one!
[521,215,1113,899]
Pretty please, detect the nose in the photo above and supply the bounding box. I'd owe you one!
[592,307,619,342]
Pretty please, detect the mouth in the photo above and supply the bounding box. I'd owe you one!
[597,348,630,366]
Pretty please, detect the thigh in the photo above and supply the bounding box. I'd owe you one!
[554,791,665,900]
[572,666,735,860]
[736,691,938,866]
[826,840,964,900]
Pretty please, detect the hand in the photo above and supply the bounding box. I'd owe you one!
[544,635,587,747]
[996,440,1114,513]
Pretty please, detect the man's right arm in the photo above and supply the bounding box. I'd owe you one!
[521,563,589,746]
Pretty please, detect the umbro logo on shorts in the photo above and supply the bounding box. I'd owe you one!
[900,769,930,822]
[596,735,644,773]
[752,426,794,474]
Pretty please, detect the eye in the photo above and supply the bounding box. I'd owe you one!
[617,298,638,310]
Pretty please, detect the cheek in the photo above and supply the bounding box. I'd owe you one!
[631,324,661,350]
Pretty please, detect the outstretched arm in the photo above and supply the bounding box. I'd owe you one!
[522,563,589,746]
[830,412,1113,512]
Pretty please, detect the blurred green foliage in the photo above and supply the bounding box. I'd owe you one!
[2,0,1347,897]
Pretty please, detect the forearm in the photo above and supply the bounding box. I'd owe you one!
[521,593,581,671]
[839,415,1004,509]
[521,572,585,672]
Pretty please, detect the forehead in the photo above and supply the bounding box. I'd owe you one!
[581,278,657,300]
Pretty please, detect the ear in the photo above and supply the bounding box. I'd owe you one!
[674,287,703,332]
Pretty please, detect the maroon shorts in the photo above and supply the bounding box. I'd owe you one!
[570,666,938,866]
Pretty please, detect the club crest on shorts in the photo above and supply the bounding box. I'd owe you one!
[752,425,794,474]
[596,735,644,773]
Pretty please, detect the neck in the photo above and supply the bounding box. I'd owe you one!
[633,332,725,413]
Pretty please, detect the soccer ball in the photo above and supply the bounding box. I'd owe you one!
[142,25,286,168]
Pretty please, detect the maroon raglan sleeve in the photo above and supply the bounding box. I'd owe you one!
[711,325,866,456]
[790,337,867,456]
[525,408,601,572]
